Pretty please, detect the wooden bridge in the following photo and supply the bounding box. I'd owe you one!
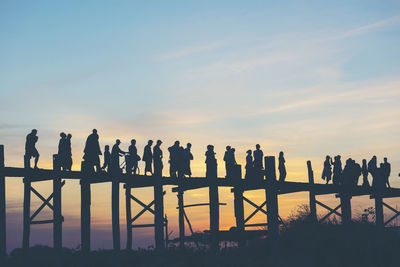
[1,144,400,260]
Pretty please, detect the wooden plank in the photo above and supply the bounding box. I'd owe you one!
[31,219,54,225]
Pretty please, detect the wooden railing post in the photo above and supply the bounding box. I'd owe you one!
[22,155,31,251]
[53,155,62,250]
[112,180,120,250]
[307,161,317,221]
[0,145,6,260]
[154,175,165,250]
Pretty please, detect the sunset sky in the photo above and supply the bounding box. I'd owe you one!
[1,1,400,252]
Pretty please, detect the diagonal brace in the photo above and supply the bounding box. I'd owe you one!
[244,200,267,223]
[383,202,400,226]
[316,200,341,222]
[130,200,155,224]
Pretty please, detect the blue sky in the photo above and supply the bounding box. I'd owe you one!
[1,0,400,251]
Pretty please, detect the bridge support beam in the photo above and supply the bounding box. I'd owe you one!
[232,165,244,247]
[154,175,165,250]
[112,180,120,250]
[125,186,132,250]
[307,161,317,221]
[177,189,185,249]
[53,155,62,251]
[265,156,279,240]
[80,176,91,252]
[0,145,5,261]
[340,194,352,225]
[374,193,384,230]
[22,156,31,251]
[208,164,219,252]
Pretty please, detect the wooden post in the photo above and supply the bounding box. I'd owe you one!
[164,215,169,248]
[53,155,62,250]
[307,161,317,221]
[154,175,165,250]
[177,189,185,249]
[233,165,245,247]
[265,156,279,240]
[22,155,31,251]
[208,162,219,251]
[125,186,132,250]
[340,195,352,225]
[112,180,120,250]
[0,145,6,260]
[80,172,91,252]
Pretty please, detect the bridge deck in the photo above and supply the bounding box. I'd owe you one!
[2,166,400,197]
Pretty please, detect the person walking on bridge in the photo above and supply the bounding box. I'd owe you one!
[245,150,253,180]
[25,129,40,169]
[253,144,264,181]
[65,133,72,170]
[153,140,163,177]
[382,157,391,188]
[361,159,369,187]
[127,139,140,175]
[321,156,332,184]
[183,143,193,178]
[143,140,153,176]
[83,129,102,173]
[58,132,67,170]
[168,141,180,178]
[111,139,126,174]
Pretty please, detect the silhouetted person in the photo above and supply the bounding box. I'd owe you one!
[153,140,163,177]
[111,139,126,174]
[205,145,217,178]
[332,155,342,185]
[382,157,391,188]
[253,144,264,180]
[168,141,180,178]
[245,150,253,180]
[25,129,39,169]
[223,146,232,178]
[278,151,286,183]
[65,133,72,170]
[183,143,193,177]
[353,159,362,186]
[143,140,153,176]
[177,146,185,179]
[361,159,369,187]
[58,132,67,170]
[321,156,332,184]
[341,158,353,189]
[83,129,102,172]
[368,156,378,188]
[101,145,111,171]
[127,139,139,175]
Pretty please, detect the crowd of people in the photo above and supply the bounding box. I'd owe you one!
[24,129,395,187]
[321,155,392,189]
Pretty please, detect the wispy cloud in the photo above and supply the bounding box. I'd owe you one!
[334,14,400,39]
[155,43,222,61]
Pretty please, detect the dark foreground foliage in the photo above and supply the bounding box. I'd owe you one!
[4,210,400,267]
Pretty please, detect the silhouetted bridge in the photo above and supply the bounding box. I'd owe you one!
[1,144,400,260]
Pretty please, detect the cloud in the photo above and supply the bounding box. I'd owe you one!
[155,43,222,61]
[334,14,400,39]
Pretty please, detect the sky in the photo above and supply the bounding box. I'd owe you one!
[1,0,400,252]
